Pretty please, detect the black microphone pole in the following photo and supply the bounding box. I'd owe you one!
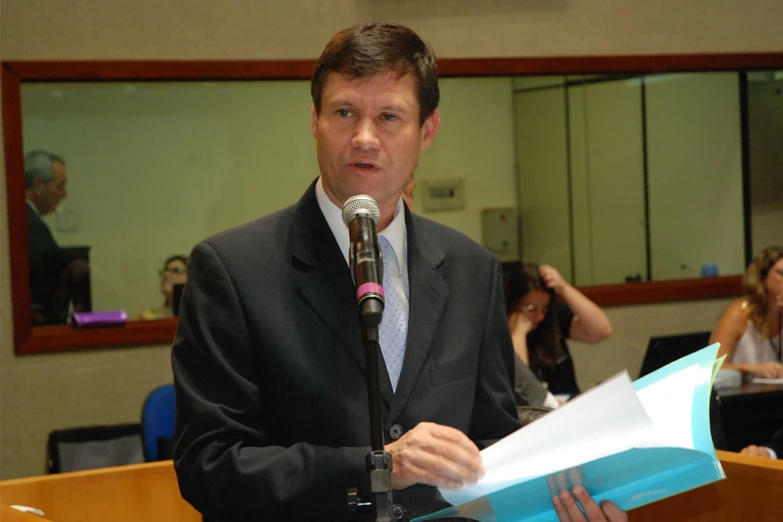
[343,195,394,522]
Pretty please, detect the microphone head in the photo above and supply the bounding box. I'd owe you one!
[342,195,380,226]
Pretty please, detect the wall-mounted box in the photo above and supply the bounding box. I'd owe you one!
[421,178,465,212]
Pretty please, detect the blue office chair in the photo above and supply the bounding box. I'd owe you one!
[141,383,176,461]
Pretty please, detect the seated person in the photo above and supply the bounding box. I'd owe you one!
[503,262,613,399]
[740,424,783,459]
[711,245,783,379]
[137,255,188,320]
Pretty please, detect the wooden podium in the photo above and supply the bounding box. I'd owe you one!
[0,461,199,522]
[0,451,781,521]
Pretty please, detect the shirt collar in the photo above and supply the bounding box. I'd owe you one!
[26,199,40,216]
[315,177,407,276]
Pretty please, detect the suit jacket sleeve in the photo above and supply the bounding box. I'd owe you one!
[766,425,783,458]
[468,258,524,449]
[172,241,369,521]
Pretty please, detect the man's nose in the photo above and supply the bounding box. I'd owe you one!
[351,118,380,150]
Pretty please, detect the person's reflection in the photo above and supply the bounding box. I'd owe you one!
[25,150,71,324]
[137,255,189,320]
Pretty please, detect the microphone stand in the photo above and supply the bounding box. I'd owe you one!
[347,295,395,522]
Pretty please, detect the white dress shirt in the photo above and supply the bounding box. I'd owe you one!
[315,178,410,312]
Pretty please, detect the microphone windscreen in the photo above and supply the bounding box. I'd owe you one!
[342,195,380,226]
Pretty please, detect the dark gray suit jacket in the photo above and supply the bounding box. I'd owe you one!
[172,183,521,521]
[27,204,64,323]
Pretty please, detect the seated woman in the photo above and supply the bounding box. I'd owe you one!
[137,255,188,320]
[503,262,613,400]
[711,245,783,379]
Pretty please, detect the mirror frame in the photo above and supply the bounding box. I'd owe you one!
[5,53,782,354]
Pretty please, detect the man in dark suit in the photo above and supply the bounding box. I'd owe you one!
[172,23,626,522]
[25,150,69,324]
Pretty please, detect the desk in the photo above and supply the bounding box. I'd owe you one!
[630,450,783,521]
[718,382,783,452]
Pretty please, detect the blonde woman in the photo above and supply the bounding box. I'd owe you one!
[711,246,783,379]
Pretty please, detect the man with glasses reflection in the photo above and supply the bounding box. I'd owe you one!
[171,23,627,522]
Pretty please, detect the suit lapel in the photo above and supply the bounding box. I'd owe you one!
[388,210,449,423]
[291,183,394,407]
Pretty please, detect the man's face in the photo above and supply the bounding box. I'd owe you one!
[311,71,439,224]
[35,160,68,215]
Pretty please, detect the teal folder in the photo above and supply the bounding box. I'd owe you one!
[415,344,726,522]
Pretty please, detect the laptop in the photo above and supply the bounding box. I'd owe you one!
[639,331,712,377]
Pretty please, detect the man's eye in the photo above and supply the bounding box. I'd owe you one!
[381,113,398,121]
[337,109,352,117]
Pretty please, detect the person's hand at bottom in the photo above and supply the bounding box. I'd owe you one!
[740,445,773,458]
[552,485,628,522]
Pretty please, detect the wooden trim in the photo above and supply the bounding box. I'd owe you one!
[2,64,31,352]
[5,52,783,81]
[3,60,315,81]
[582,275,743,307]
[6,53,782,355]
[24,318,179,354]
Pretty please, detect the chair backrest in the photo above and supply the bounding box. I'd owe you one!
[141,384,176,461]
[639,331,712,377]
[47,423,143,474]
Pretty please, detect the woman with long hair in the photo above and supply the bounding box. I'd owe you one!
[711,246,783,379]
[503,262,613,399]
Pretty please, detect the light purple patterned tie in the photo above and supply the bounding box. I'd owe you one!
[378,236,407,392]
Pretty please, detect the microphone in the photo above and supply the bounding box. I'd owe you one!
[342,195,385,327]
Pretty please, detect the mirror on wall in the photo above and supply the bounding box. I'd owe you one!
[8,56,781,354]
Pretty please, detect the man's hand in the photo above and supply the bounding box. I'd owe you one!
[385,422,484,490]
[740,445,773,458]
[552,486,628,522]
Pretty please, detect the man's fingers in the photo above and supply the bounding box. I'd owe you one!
[572,485,604,521]
[552,493,572,522]
[599,499,629,522]
[399,460,467,490]
[387,422,484,490]
[399,443,482,484]
[555,488,586,522]
[422,423,483,474]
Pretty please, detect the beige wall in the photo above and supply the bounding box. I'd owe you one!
[2,0,781,479]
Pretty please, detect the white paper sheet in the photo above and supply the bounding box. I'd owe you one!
[440,372,663,507]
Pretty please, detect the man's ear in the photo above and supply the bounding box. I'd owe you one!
[31,177,46,195]
[311,104,319,138]
[420,109,441,151]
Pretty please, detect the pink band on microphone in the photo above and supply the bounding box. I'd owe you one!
[357,283,384,302]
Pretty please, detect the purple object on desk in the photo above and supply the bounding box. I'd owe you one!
[71,310,128,328]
